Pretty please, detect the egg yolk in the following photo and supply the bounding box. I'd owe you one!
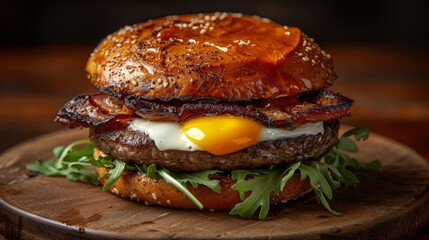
[182,116,261,155]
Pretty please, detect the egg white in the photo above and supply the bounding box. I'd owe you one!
[128,119,324,152]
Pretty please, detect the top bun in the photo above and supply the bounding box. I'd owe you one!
[86,13,336,100]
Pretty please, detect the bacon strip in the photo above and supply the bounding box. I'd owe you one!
[55,94,133,132]
[55,90,353,130]
[126,90,353,128]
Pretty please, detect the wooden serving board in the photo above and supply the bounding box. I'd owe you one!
[0,128,428,240]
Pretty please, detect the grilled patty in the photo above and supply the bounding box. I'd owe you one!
[90,120,339,172]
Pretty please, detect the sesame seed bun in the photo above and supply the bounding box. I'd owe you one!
[86,13,336,100]
[95,166,312,211]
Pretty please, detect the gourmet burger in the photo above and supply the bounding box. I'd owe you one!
[54,13,355,219]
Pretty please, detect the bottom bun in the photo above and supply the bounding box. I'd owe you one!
[96,167,312,211]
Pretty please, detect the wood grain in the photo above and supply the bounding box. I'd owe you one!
[0,128,428,239]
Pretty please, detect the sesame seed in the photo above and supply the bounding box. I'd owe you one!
[311,59,316,64]
[152,192,157,201]
[302,56,310,61]
[285,31,290,36]
[167,199,171,204]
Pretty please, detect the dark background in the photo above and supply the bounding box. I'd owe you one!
[1,0,428,46]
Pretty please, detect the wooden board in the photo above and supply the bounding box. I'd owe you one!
[0,128,428,240]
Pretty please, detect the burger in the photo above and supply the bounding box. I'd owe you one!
[52,13,358,219]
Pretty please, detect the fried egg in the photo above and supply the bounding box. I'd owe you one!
[128,116,324,155]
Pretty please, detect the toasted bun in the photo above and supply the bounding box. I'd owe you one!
[96,167,312,211]
[87,13,335,100]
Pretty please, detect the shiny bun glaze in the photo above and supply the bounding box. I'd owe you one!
[86,13,336,100]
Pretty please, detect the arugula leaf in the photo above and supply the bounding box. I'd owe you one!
[280,162,301,190]
[55,139,93,168]
[27,139,99,185]
[231,170,262,200]
[27,160,59,176]
[157,169,204,209]
[169,170,222,193]
[299,162,340,215]
[146,164,157,178]
[53,146,65,158]
[342,127,370,141]
[363,159,381,171]
[156,168,223,209]
[230,168,284,219]
[337,137,358,152]
[102,160,125,191]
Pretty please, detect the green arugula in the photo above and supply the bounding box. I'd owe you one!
[27,139,99,185]
[230,168,284,219]
[26,140,222,210]
[101,160,125,191]
[229,127,380,219]
[26,127,380,220]
[157,168,221,209]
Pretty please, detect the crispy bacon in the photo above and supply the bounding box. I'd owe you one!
[55,90,353,130]
[126,90,353,128]
[55,94,134,132]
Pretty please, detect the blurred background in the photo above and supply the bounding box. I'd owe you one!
[1,0,428,45]
[0,0,428,237]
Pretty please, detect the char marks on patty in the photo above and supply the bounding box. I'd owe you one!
[90,120,339,171]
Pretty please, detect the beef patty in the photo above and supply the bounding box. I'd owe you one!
[90,120,339,171]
